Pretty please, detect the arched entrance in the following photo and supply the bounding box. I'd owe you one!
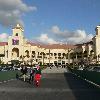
[90,50,94,55]
[12,48,19,59]
[25,50,29,58]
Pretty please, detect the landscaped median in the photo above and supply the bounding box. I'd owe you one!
[0,70,20,81]
[68,67,100,86]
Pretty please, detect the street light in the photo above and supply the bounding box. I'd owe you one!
[49,49,50,66]
[68,48,73,65]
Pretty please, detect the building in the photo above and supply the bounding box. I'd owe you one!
[0,24,76,65]
[73,25,100,64]
[0,24,100,65]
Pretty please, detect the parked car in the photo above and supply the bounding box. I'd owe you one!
[0,67,3,71]
[92,67,100,72]
[2,67,10,71]
[13,66,21,70]
[84,66,94,71]
[77,65,84,70]
[78,67,84,70]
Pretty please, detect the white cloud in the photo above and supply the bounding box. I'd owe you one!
[0,33,9,42]
[38,34,58,44]
[35,26,93,44]
[51,25,93,44]
[0,0,37,26]
[51,25,61,34]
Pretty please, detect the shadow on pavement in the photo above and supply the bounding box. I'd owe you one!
[64,72,100,100]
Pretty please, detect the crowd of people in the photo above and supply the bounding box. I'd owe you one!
[16,64,41,86]
[49,64,66,69]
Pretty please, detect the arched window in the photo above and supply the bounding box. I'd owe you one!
[16,33,18,36]
[12,48,19,57]
[84,50,87,57]
[25,50,29,58]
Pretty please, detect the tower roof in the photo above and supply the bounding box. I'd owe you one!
[13,24,24,31]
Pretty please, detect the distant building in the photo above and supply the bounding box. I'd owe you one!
[73,25,100,64]
[0,24,100,65]
[0,24,75,65]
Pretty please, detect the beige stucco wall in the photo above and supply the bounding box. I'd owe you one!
[0,46,4,54]
[2,24,100,64]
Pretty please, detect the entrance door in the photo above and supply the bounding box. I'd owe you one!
[12,48,19,59]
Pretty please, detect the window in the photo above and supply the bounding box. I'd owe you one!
[12,39,19,45]
[54,53,57,56]
[58,53,61,56]
[46,53,49,55]
[62,53,65,56]
[55,57,57,59]
[62,61,65,64]
[32,51,35,54]
[50,53,53,56]
[16,33,18,36]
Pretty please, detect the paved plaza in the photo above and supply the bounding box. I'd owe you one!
[42,66,68,73]
[0,68,100,100]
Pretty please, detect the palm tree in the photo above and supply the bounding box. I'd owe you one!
[0,54,5,64]
[49,49,50,65]
[68,49,72,65]
[41,52,45,65]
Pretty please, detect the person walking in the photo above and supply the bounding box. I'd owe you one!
[22,65,27,82]
[29,67,35,83]
[34,65,41,86]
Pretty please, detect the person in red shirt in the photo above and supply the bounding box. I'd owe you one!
[34,65,41,87]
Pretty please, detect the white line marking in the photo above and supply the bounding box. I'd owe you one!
[71,72,100,88]
[0,82,3,84]
[0,79,16,84]
[3,81,7,83]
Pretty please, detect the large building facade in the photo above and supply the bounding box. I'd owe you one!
[0,24,100,65]
[72,25,100,64]
[0,24,75,65]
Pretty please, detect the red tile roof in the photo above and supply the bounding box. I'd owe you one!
[27,41,76,49]
[75,41,93,47]
[27,41,41,46]
[0,42,8,46]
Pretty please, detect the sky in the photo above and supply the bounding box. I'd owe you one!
[0,0,100,44]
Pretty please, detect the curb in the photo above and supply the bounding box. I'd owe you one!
[0,79,16,84]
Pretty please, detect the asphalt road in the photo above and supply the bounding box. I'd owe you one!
[0,72,100,100]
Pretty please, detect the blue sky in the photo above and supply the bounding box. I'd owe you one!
[0,0,100,44]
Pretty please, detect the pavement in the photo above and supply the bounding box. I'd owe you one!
[42,66,68,73]
[0,68,100,100]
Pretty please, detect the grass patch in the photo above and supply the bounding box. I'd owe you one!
[0,70,20,81]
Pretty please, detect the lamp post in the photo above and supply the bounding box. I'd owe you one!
[75,52,78,65]
[42,52,45,65]
[49,49,50,66]
[68,48,73,65]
